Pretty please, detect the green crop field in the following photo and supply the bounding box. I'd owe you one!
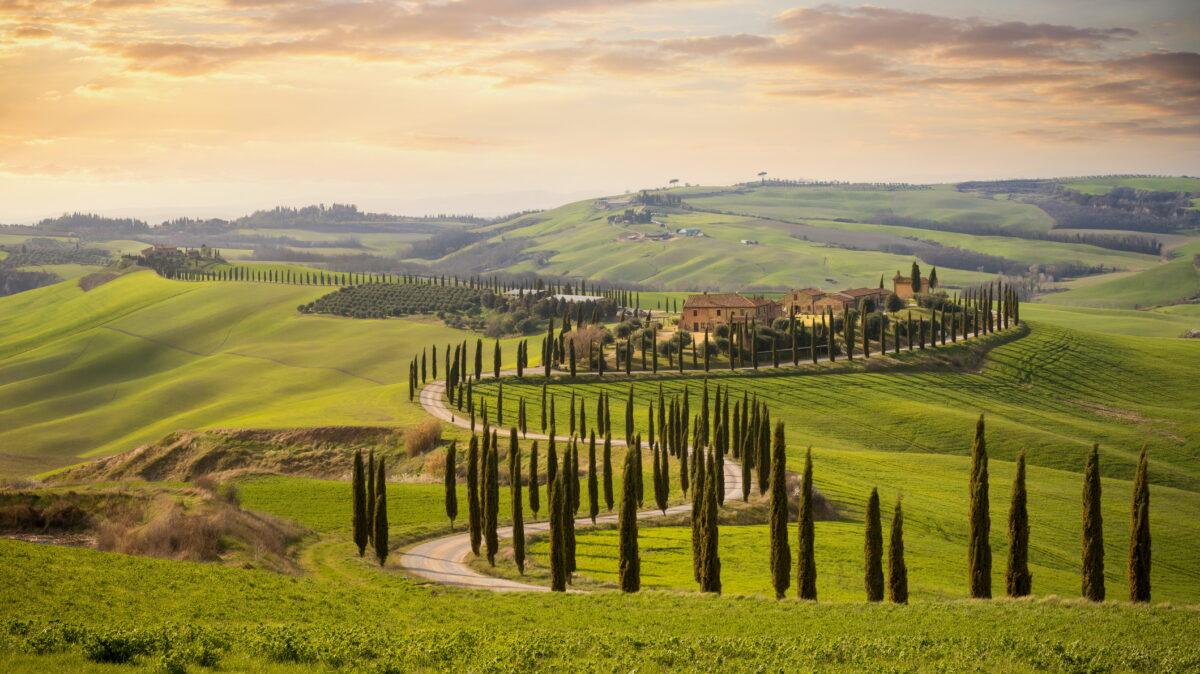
[1039,241,1200,309]
[0,272,534,477]
[1021,304,1200,338]
[685,184,1054,232]
[1058,177,1200,195]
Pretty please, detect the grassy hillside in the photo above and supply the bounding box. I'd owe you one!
[685,184,1054,232]
[1021,304,1199,338]
[1039,241,1200,309]
[1058,176,1200,195]
[0,272,532,477]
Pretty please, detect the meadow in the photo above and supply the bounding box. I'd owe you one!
[0,271,532,477]
[1038,241,1200,310]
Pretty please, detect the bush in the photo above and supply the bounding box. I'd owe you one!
[405,419,442,457]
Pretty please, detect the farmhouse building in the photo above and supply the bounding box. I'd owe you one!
[140,244,181,259]
[841,287,891,311]
[893,271,932,299]
[781,288,826,314]
[680,292,781,331]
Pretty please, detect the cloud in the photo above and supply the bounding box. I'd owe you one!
[9,26,52,39]
[92,0,159,8]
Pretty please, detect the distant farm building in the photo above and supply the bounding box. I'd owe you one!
[781,288,825,315]
[739,239,759,245]
[676,228,703,237]
[893,271,933,299]
[140,244,181,259]
[680,292,781,331]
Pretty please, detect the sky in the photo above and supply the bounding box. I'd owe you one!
[1,0,1197,222]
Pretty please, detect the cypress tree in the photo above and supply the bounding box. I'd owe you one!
[967,414,992,598]
[373,459,389,566]
[651,441,664,512]
[888,497,908,604]
[484,432,500,566]
[444,441,458,527]
[509,429,525,574]
[529,441,540,519]
[699,449,722,593]
[634,434,644,506]
[864,487,884,601]
[911,261,922,294]
[549,470,568,592]
[367,451,376,544]
[618,443,641,593]
[588,432,599,523]
[1006,449,1032,597]
[1128,444,1151,603]
[797,447,817,600]
[493,340,501,378]
[691,447,706,583]
[352,450,368,556]
[1081,443,1105,602]
[467,435,481,555]
[564,444,577,577]
[768,421,791,599]
[603,434,614,511]
[547,434,558,498]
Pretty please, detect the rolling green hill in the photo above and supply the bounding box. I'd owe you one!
[1038,241,1200,309]
[0,271,530,477]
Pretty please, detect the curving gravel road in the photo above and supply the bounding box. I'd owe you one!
[401,375,743,592]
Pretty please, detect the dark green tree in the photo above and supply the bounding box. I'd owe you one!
[467,435,485,556]
[691,447,706,583]
[493,339,501,378]
[967,414,992,598]
[587,432,599,523]
[549,470,568,592]
[444,441,458,527]
[1006,449,1032,597]
[484,431,500,566]
[618,443,641,593]
[699,450,722,594]
[768,421,791,599]
[367,451,376,544]
[352,450,368,556]
[1128,444,1151,603]
[797,447,817,600]
[509,429,525,574]
[373,459,389,566]
[603,434,614,511]
[911,261,922,294]
[888,497,908,604]
[529,441,540,519]
[864,487,884,601]
[1082,443,1105,602]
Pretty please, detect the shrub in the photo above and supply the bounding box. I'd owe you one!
[405,419,442,457]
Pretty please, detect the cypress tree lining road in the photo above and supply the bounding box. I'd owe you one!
[401,374,743,592]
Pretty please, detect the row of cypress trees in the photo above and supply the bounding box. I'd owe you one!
[351,450,389,566]
[966,416,1153,602]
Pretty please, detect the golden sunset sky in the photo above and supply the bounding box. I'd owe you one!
[1,0,1197,221]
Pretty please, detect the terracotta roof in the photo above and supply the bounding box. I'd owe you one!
[684,293,770,309]
[842,287,889,297]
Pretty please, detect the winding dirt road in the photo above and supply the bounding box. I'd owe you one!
[401,376,743,592]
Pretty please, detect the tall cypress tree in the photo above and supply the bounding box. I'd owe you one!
[618,443,640,593]
[1128,444,1151,603]
[529,441,540,519]
[691,447,706,583]
[484,432,500,566]
[587,432,599,523]
[887,497,908,604]
[1006,449,1032,597]
[603,434,614,511]
[444,441,458,528]
[757,405,770,495]
[352,450,368,556]
[367,451,376,544]
[699,450,722,594]
[967,414,992,599]
[467,435,481,555]
[509,429,525,574]
[768,421,791,599]
[373,458,389,566]
[1081,443,1105,602]
[493,340,501,378]
[549,470,568,592]
[797,447,817,600]
[864,487,884,602]
[564,444,577,577]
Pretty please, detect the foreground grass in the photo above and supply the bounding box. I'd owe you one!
[3,538,1198,672]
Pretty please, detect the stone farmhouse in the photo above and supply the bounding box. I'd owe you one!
[680,292,781,331]
[783,286,891,315]
[892,271,933,299]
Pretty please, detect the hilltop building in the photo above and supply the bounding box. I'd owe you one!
[680,292,780,331]
[893,271,932,299]
[784,286,890,314]
[140,244,181,259]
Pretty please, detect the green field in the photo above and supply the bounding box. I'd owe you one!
[1021,304,1199,338]
[1039,242,1200,309]
[1058,176,1200,195]
[0,272,534,477]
